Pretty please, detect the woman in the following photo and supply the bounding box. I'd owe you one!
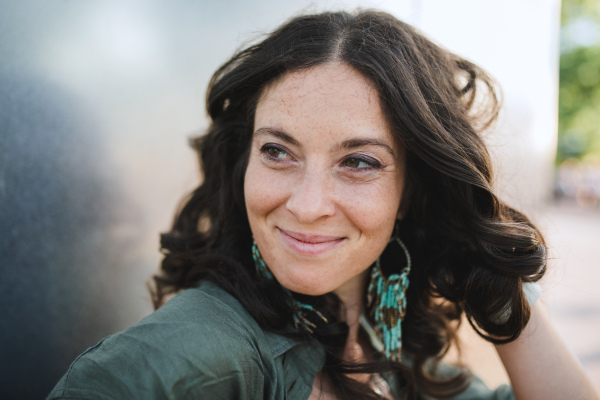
[48,9,597,400]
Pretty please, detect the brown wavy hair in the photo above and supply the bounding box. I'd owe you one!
[153,9,547,399]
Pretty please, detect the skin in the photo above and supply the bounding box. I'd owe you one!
[244,62,403,397]
[245,62,404,301]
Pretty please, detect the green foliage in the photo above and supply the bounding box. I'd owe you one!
[561,0,600,23]
[558,0,600,163]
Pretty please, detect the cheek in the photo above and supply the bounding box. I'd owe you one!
[244,156,288,228]
[244,160,264,221]
[339,180,403,234]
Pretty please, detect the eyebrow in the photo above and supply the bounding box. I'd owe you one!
[253,127,396,158]
[253,127,300,146]
[336,138,396,158]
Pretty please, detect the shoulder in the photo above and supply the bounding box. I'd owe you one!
[48,282,277,400]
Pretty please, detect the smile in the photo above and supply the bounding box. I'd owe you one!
[278,228,345,256]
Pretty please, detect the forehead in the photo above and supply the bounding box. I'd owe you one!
[254,63,392,144]
[259,63,377,105]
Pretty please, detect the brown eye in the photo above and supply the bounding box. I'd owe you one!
[268,148,281,158]
[344,157,374,169]
[345,158,361,168]
[263,145,290,160]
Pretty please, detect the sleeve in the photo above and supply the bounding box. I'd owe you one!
[433,363,514,400]
[414,363,514,400]
[450,375,514,400]
[46,289,273,400]
[46,337,267,400]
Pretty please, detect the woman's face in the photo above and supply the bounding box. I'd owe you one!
[244,63,405,298]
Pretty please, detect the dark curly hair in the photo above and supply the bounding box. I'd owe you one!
[152,9,547,399]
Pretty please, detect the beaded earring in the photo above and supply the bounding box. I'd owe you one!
[367,235,411,362]
[252,240,328,333]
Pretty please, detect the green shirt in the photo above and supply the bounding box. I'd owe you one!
[47,281,513,400]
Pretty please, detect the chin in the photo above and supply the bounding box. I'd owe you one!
[281,280,331,297]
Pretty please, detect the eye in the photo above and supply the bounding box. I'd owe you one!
[344,158,369,169]
[267,147,287,158]
[342,156,381,170]
[261,144,291,161]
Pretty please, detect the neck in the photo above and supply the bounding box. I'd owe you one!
[333,268,370,363]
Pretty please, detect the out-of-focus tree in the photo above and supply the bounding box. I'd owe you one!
[559,0,600,162]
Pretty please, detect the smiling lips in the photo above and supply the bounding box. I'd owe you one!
[278,228,345,255]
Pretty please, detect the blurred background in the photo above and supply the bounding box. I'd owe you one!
[0,0,598,398]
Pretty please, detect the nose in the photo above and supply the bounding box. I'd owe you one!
[285,169,336,223]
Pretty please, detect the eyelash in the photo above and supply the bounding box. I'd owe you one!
[259,144,384,171]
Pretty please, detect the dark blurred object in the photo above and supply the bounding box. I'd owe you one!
[558,0,600,163]
[0,71,132,399]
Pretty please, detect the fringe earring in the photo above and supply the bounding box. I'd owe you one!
[367,235,412,362]
[252,240,328,333]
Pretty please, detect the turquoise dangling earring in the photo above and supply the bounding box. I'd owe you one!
[252,240,328,333]
[367,235,411,362]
